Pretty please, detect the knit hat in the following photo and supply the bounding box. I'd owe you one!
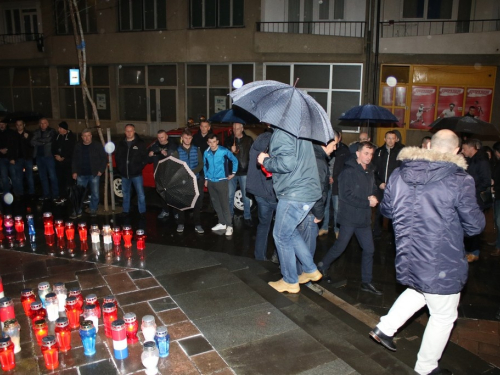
[58,121,69,130]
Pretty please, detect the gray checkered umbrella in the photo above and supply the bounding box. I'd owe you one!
[229,80,334,144]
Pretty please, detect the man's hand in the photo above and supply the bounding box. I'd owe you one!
[148,151,154,157]
[329,177,333,184]
[228,174,235,180]
[313,217,322,223]
[9,160,15,165]
[55,155,64,162]
[379,183,386,190]
[257,152,269,165]
[204,180,208,187]
[161,150,167,156]
[368,195,378,207]
[72,173,77,180]
[231,145,237,153]
[97,171,102,176]
[23,133,28,139]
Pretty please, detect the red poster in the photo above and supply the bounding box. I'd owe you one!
[410,86,437,129]
[437,87,464,118]
[393,108,405,128]
[465,88,493,121]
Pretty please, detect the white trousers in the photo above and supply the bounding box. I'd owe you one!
[377,288,460,375]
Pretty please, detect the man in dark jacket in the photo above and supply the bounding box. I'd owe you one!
[114,124,148,215]
[71,129,107,217]
[370,130,485,375]
[52,121,77,204]
[372,130,403,238]
[224,122,253,226]
[0,121,17,195]
[31,118,59,201]
[13,120,34,197]
[317,141,382,295]
[192,119,212,155]
[461,139,491,262]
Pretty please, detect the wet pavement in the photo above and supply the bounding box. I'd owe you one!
[0,191,499,374]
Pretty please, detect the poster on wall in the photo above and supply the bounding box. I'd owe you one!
[393,108,405,127]
[437,87,464,118]
[214,96,227,113]
[395,87,406,107]
[96,93,107,110]
[464,88,493,121]
[409,86,437,129]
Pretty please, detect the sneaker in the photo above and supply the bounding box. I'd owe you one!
[225,226,233,236]
[211,223,226,231]
[268,278,300,293]
[195,225,204,234]
[298,270,323,284]
[157,210,169,219]
[39,196,49,201]
[318,229,328,236]
[174,213,179,220]
[53,198,65,205]
[466,253,479,263]
[69,212,78,220]
[177,224,184,233]
[270,253,280,264]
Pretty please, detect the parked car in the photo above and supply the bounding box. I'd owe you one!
[0,102,43,124]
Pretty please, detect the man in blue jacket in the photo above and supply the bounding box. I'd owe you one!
[204,134,238,236]
[370,130,485,375]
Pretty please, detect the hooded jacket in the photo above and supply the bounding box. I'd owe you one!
[52,130,77,163]
[203,145,238,182]
[114,135,148,178]
[246,129,276,202]
[381,147,485,295]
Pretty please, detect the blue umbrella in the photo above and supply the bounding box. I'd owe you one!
[208,108,259,124]
[339,104,398,125]
[229,80,334,143]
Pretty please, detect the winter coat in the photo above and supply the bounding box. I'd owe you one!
[203,146,238,182]
[31,127,57,158]
[224,132,253,175]
[0,128,17,160]
[263,128,321,203]
[246,130,276,202]
[465,149,492,210]
[147,140,177,170]
[14,130,34,160]
[331,142,351,196]
[381,147,485,295]
[193,129,213,154]
[52,131,77,163]
[72,141,108,177]
[337,156,377,228]
[310,144,330,220]
[373,143,404,190]
[174,145,203,178]
[114,136,148,178]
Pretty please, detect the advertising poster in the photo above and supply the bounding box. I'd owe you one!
[409,86,437,129]
[465,88,493,121]
[437,87,464,118]
[393,108,405,127]
[214,96,227,113]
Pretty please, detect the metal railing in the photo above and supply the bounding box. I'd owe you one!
[0,33,43,45]
[380,19,500,38]
[257,21,365,38]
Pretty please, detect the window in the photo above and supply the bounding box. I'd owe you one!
[1,5,42,42]
[55,0,97,34]
[190,0,244,28]
[403,0,452,20]
[119,0,167,31]
[333,0,344,20]
[0,67,52,118]
[319,0,330,20]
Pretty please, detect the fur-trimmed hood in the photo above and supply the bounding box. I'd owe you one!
[396,146,468,186]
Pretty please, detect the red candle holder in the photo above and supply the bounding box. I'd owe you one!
[64,297,81,329]
[0,297,15,326]
[41,336,59,370]
[45,234,55,247]
[0,275,3,298]
[112,227,122,245]
[123,312,139,344]
[0,214,3,229]
[102,303,118,338]
[16,232,26,247]
[0,336,15,372]
[85,294,101,318]
[81,241,88,252]
[43,213,54,235]
[103,295,118,309]
[122,226,133,247]
[65,222,75,241]
[54,220,64,238]
[4,215,13,233]
[68,288,84,310]
[78,222,88,242]
[136,230,146,250]
[20,289,36,316]
[33,319,48,345]
[30,301,47,323]
[14,216,24,233]
[55,317,71,352]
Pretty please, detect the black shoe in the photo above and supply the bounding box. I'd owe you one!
[361,282,382,295]
[429,367,453,375]
[369,327,396,351]
[244,219,254,228]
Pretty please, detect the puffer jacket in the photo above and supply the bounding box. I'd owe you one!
[381,147,485,295]
[114,136,148,178]
[203,146,238,182]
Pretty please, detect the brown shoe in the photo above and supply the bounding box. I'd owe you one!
[318,229,328,236]
[298,270,323,284]
[491,249,500,257]
[268,279,300,293]
[467,253,479,263]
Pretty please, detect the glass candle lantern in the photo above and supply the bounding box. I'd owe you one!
[123,312,138,344]
[68,287,84,310]
[122,226,133,247]
[43,212,54,235]
[141,315,156,342]
[54,220,64,238]
[14,216,24,233]
[20,288,36,316]
[102,303,118,338]
[45,234,55,247]
[79,320,96,356]
[102,225,112,244]
[141,341,160,375]
[64,297,81,330]
[82,305,99,333]
[136,229,146,250]
[3,319,21,354]
[33,319,48,345]
[3,215,13,234]
[41,335,59,370]
[44,293,59,322]
[111,319,128,360]
[103,295,118,309]
[155,326,170,358]
[54,317,71,352]
[0,336,15,372]
[27,214,35,240]
[53,282,67,312]
[0,297,15,330]
[78,222,88,242]
[112,227,122,245]
[85,294,101,318]
[15,231,26,247]
[65,222,75,241]
[90,225,100,244]
[30,301,47,323]
[0,275,3,298]
[38,281,52,308]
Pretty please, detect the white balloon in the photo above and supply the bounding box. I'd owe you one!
[3,193,13,205]
[232,78,243,89]
[386,76,397,87]
[105,142,115,154]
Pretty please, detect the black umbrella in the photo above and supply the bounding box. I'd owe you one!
[429,116,500,136]
[154,156,199,211]
[338,104,398,125]
[208,108,259,124]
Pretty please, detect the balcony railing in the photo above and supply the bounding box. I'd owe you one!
[0,33,44,52]
[257,21,365,38]
[380,19,500,38]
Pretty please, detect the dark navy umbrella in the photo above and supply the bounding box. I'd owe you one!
[339,104,398,125]
[229,80,334,143]
[208,108,259,124]
[429,116,500,136]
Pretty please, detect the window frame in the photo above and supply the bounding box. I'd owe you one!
[401,0,453,21]
[190,0,245,29]
[54,0,97,35]
[118,0,167,32]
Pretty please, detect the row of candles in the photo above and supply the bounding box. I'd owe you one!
[0,280,170,374]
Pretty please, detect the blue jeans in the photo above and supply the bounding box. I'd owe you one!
[13,159,35,196]
[495,200,500,249]
[296,214,319,275]
[273,199,317,284]
[77,175,100,212]
[228,175,251,219]
[320,185,332,231]
[319,225,375,284]
[331,195,339,234]
[36,156,59,198]
[122,175,146,214]
[254,196,278,260]
[0,158,15,194]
